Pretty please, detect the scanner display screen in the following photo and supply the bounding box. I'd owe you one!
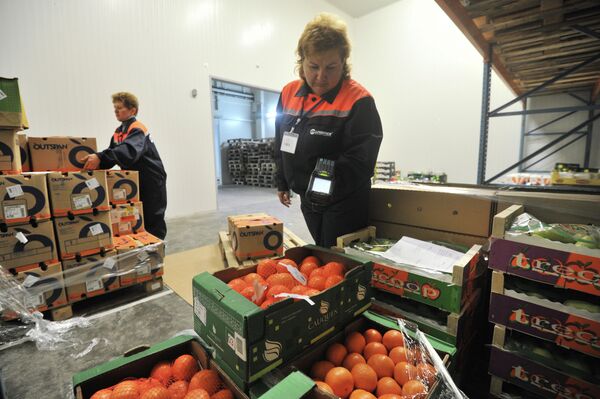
[311,177,331,194]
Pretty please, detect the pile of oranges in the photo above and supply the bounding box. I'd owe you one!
[226,255,346,309]
[309,328,437,399]
[90,354,234,399]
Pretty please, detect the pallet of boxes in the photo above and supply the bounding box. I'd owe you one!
[487,204,600,398]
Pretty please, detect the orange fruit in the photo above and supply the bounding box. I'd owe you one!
[301,255,321,266]
[389,346,411,364]
[394,361,417,386]
[363,329,382,344]
[111,381,140,399]
[266,284,290,300]
[363,342,387,360]
[239,286,256,302]
[376,377,402,397]
[243,273,265,285]
[140,386,170,399]
[326,343,348,366]
[349,389,377,399]
[350,363,377,392]
[299,262,319,278]
[211,389,234,399]
[189,370,221,395]
[311,360,335,381]
[227,278,247,293]
[276,258,297,273]
[325,367,354,398]
[168,381,189,399]
[378,395,404,399]
[260,298,276,309]
[256,259,277,278]
[323,262,345,277]
[184,389,210,399]
[367,354,395,379]
[314,381,334,394]
[151,362,174,386]
[291,285,307,295]
[342,353,366,370]
[345,332,366,354]
[266,273,295,289]
[138,378,163,394]
[308,276,326,291]
[402,380,427,396]
[382,330,404,351]
[304,288,321,296]
[90,389,112,399]
[325,275,344,289]
[309,268,327,279]
[172,355,199,381]
[416,363,437,386]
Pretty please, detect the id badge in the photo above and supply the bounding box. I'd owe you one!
[281,130,299,154]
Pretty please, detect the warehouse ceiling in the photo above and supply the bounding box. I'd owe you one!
[325,0,400,18]
[436,0,600,98]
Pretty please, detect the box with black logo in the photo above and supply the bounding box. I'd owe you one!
[47,170,110,217]
[106,170,139,204]
[0,173,50,225]
[231,216,283,261]
[62,250,119,302]
[0,220,58,270]
[53,213,114,259]
[0,130,22,174]
[28,136,97,172]
[110,202,144,236]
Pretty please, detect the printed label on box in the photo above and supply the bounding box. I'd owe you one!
[113,188,127,201]
[194,297,207,326]
[89,224,103,236]
[137,251,150,262]
[14,231,28,244]
[119,223,131,233]
[25,293,44,308]
[85,178,100,190]
[103,257,116,270]
[72,194,92,210]
[22,275,39,288]
[5,204,27,220]
[85,279,103,292]
[234,332,247,361]
[6,185,24,198]
[137,264,150,275]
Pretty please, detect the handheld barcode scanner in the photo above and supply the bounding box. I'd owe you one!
[306,158,335,206]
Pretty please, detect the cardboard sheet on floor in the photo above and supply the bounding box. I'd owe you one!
[162,244,224,305]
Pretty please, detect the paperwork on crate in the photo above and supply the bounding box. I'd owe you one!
[381,236,465,274]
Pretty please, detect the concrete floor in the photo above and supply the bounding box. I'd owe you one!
[165,185,314,254]
[0,185,313,398]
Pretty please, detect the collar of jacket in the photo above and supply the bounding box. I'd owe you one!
[294,78,344,104]
[118,116,137,133]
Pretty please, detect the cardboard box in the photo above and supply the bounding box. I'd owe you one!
[0,173,51,225]
[17,133,30,172]
[53,212,114,259]
[0,220,58,270]
[47,170,110,217]
[62,250,119,302]
[192,245,373,389]
[231,216,284,260]
[1,261,67,319]
[0,78,28,130]
[489,271,600,359]
[227,213,268,236]
[72,335,247,399]
[338,226,485,314]
[28,136,97,172]
[0,130,22,174]
[106,170,140,204]
[110,202,144,236]
[114,233,164,286]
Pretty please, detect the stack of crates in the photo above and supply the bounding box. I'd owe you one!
[226,138,276,187]
[374,161,396,182]
[487,204,600,398]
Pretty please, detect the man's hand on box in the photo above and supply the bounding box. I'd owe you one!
[83,154,101,170]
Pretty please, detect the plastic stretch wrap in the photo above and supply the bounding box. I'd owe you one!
[0,242,164,352]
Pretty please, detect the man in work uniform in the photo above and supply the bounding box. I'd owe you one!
[83,92,167,239]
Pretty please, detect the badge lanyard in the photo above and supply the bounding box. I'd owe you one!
[289,96,325,133]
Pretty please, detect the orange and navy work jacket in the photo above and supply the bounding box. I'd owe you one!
[274,79,383,201]
[98,117,166,183]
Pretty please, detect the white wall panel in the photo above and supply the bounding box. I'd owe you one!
[0,0,351,218]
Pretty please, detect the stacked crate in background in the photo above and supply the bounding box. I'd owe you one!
[226,138,276,188]
[374,161,396,182]
[487,204,600,398]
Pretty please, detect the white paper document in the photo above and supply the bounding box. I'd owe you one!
[382,236,464,274]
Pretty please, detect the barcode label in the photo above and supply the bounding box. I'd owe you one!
[6,185,24,198]
[86,279,103,292]
[110,210,121,224]
[103,257,116,270]
[73,194,92,210]
[119,222,131,233]
[22,275,39,288]
[137,251,150,261]
[25,293,44,308]
[85,178,100,190]
[285,264,307,285]
[136,264,150,275]
[234,332,247,361]
[5,205,27,220]
[113,188,127,200]
[194,297,207,325]
[89,223,103,236]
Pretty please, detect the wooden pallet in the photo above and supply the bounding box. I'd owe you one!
[218,228,306,268]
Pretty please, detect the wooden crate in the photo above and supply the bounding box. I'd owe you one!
[218,228,306,268]
[337,226,485,314]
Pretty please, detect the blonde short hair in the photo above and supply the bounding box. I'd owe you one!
[296,13,352,80]
[112,92,139,113]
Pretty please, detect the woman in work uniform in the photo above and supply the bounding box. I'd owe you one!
[274,13,383,248]
[83,92,167,239]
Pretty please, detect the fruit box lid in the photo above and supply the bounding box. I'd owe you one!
[72,335,203,397]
